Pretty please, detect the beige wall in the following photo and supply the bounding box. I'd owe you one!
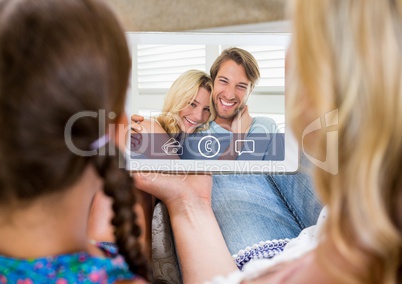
[107,0,286,31]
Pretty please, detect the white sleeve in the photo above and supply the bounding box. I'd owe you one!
[206,207,328,284]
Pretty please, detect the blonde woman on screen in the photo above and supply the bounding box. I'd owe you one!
[131,69,214,138]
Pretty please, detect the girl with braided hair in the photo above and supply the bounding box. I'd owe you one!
[0,0,150,282]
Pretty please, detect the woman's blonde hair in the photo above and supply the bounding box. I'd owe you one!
[287,0,402,283]
[156,69,215,134]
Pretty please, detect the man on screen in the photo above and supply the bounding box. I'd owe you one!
[183,47,283,160]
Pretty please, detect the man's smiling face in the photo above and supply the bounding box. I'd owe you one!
[212,59,250,124]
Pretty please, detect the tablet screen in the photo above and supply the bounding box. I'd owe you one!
[125,32,299,174]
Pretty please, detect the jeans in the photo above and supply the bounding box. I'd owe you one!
[211,155,322,255]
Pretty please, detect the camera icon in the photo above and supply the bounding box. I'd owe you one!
[164,145,183,155]
[162,138,183,156]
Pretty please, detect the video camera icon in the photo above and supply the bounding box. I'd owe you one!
[162,138,183,155]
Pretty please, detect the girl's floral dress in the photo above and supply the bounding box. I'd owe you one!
[0,242,140,283]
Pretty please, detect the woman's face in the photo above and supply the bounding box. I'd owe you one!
[178,87,211,133]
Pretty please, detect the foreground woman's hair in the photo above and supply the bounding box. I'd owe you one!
[287,0,402,283]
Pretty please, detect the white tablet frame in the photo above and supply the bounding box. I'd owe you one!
[125,32,299,174]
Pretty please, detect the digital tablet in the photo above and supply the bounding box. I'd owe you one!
[125,32,299,174]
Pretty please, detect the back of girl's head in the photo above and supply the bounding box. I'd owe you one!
[0,0,128,201]
[287,0,402,283]
[158,69,214,133]
[0,0,150,279]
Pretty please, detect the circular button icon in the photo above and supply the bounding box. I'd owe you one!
[198,135,221,158]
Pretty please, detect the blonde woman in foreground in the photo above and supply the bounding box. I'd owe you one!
[134,0,402,283]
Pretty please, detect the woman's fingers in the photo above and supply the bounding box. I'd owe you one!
[130,132,143,149]
[131,122,142,133]
[232,106,252,133]
[130,114,144,133]
[132,173,212,205]
[131,114,144,122]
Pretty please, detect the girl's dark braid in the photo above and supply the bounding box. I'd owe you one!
[93,143,152,281]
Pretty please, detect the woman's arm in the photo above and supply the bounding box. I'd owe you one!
[134,174,237,283]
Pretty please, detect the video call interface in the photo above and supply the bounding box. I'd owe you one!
[126,33,294,173]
